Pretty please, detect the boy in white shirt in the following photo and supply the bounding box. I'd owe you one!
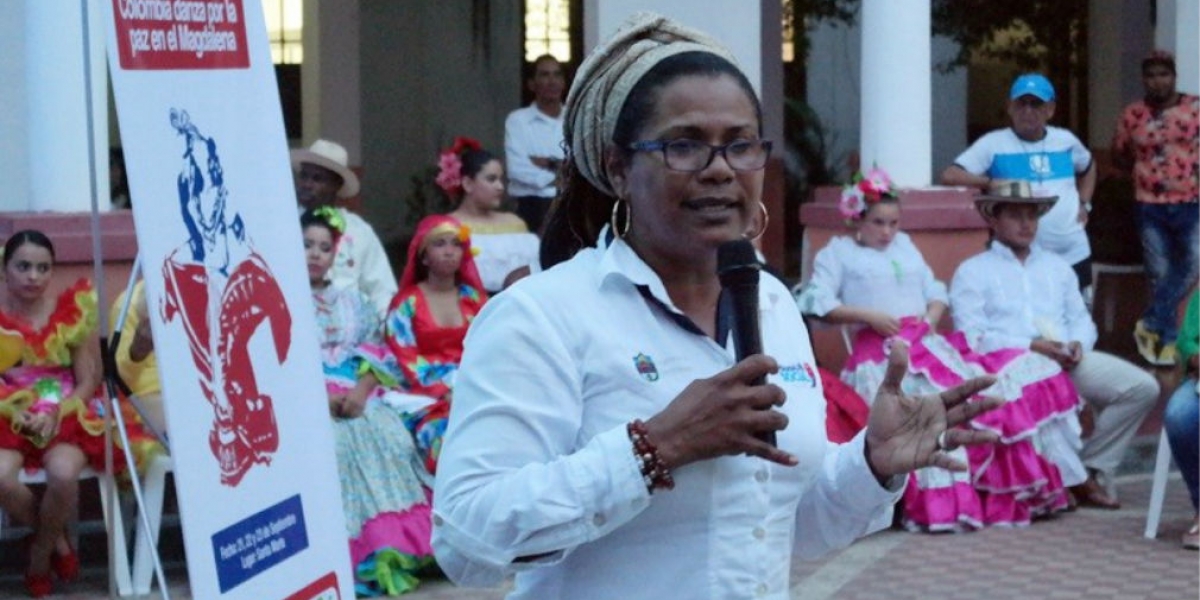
[951,180,1158,509]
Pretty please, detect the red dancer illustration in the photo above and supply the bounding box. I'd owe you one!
[161,109,292,486]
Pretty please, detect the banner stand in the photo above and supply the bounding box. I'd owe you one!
[105,257,173,599]
[103,1,355,596]
[79,1,171,597]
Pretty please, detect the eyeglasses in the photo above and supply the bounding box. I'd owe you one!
[628,139,773,172]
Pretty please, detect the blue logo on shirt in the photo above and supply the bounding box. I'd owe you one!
[779,363,818,387]
[633,353,659,382]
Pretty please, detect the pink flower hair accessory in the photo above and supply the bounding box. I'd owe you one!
[434,136,483,197]
[838,166,897,222]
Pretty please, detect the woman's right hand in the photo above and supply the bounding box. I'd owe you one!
[863,311,901,337]
[18,410,59,442]
[642,355,797,469]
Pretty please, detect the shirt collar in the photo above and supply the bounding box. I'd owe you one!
[987,240,1044,263]
[596,234,782,313]
[525,103,563,124]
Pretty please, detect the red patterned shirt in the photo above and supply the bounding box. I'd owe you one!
[1112,93,1200,204]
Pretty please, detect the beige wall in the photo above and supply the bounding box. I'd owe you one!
[357,0,523,247]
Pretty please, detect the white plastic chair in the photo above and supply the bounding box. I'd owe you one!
[1090,262,1144,334]
[1143,428,1173,539]
[840,325,854,354]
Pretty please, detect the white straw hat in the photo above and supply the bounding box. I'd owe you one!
[289,139,360,198]
[974,179,1057,219]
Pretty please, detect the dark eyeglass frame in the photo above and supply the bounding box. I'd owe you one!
[627,139,773,172]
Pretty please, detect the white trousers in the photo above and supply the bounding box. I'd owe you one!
[1070,351,1160,477]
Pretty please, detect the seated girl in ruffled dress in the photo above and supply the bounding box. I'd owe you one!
[0,230,156,597]
[794,169,1085,531]
[384,215,488,477]
[302,208,435,595]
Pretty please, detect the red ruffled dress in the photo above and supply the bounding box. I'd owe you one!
[0,279,156,474]
[384,283,486,475]
[384,214,489,477]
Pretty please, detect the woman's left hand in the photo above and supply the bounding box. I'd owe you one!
[341,393,367,419]
[864,342,1002,478]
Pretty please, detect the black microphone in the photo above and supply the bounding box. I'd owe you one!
[717,239,775,448]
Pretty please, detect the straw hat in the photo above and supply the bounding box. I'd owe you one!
[289,139,360,198]
[974,179,1057,219]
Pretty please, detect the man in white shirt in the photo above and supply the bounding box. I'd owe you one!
[504,54,566,234]
[291,139,397,317]
[951,180,1158,510]
[942,74,1097,290]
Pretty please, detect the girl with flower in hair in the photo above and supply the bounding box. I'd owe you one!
[383,215,487,476]
[795,169,1085,532]
[301,207,435,595]
[437,136,539,293]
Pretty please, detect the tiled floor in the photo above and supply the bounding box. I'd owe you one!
[1,442,1195,600]
[1,351,1192,599]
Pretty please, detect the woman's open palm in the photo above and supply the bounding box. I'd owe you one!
[864,342,1003,478]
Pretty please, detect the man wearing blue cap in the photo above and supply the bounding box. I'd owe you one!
[942,73,1097,290]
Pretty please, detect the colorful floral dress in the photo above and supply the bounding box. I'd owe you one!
[796,234,1082,531]
[314,283,434,596]
[384,283,485,475]
[0,279,156,473]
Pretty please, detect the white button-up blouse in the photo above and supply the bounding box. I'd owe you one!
[432,238,901,600]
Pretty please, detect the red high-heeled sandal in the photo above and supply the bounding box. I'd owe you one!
[50,541,80,582]
[24,570,53,598]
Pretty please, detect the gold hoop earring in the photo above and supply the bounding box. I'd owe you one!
[745,202,769,241]
[610,199,631,239]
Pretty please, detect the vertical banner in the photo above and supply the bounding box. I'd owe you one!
[103,1,352,598]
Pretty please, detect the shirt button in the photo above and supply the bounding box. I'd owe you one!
[752,526,766,540]
[755,583,768,597]
[592,514,606,527]
[754,470,768,483]
[433,515,444,527]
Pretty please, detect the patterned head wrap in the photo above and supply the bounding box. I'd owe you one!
[399,214,485,292]
[563,12,739,198]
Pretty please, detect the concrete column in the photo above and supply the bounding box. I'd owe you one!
[301,0,361,161]
[584,0,764,94]
[859,0,931,187]
[1155,0,1176,61]
[24,0,109,213]
[1175,0,1199,94]
[1088,0,1152,149]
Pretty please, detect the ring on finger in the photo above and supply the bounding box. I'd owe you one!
[936,431,948,451]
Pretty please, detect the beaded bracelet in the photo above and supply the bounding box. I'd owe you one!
[627,419,674,493]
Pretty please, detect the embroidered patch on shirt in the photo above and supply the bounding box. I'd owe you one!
[779,363,818,387]
[633,353,659,382]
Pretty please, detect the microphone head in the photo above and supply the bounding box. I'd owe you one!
[717,239,760,284]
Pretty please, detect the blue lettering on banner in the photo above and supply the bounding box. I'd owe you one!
[211,494,310,593]
[779,363,818,387]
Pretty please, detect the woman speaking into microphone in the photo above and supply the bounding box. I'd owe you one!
[430,13,1002,599]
